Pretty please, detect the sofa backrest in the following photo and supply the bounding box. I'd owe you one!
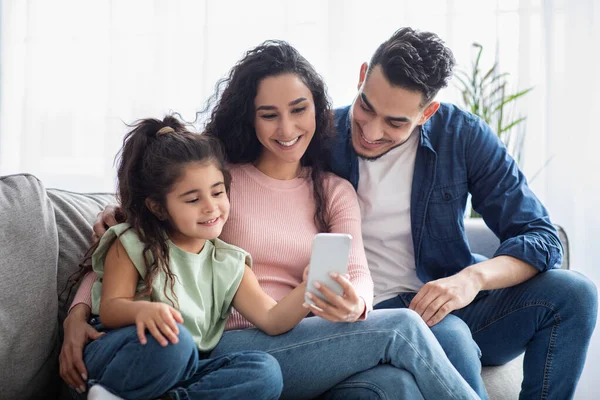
[47,188,116,324]
[0,174,62,399]
[0,174,115,399]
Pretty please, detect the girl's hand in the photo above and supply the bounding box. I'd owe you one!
[135,302,184,346]
[302,265,309,283]
[304,272,365,323]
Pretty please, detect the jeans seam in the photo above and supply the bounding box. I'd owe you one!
[118,338,145,394]
[541,311,561,400]
[168,388,187,400]
[268,329,461,400]
[468,300,561,400]
[470,301,557,334]
[327,381,388,400]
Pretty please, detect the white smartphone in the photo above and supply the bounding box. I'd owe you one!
[305,233,352,305]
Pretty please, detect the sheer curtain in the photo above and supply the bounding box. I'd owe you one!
[1,0,598,395]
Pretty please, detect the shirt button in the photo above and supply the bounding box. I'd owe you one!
[443,193,452,201]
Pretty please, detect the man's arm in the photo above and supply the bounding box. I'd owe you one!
[411,115,562,325]
[466,116,563,271]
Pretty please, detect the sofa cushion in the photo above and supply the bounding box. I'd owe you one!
[0,174,61,399]
[47,188,116,325]
[482,354,524,399]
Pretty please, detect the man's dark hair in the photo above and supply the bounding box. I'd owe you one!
[369,27,455,106]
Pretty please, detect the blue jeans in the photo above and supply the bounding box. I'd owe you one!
[83,323,283,400]
[318,365,425,400]
[375,269,598,400]
[210,308,479,400]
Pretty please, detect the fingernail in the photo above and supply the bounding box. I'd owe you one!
[330,272,338,278]
[313,281,321,289]
[306,292,313,299]
[79,386,86,393]
[302,303,309,308]
[81,373,87,381]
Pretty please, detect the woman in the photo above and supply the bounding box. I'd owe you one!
[62,41,479,400]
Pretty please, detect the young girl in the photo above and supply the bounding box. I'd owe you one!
[82,116,312,400]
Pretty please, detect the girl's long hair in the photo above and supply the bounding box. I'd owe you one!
[72,116,230,307]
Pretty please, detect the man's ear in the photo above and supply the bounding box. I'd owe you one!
[358,62,368,90]
[419,101,440,125]
[145,198,166,220]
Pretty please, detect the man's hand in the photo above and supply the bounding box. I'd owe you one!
[409,270,481,327]
[304,272,365,323]
[59,304,103,394]
[92,205,124,243]
[410,256,539,326]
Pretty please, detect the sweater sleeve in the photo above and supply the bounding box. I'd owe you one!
[68,271,97,313]
[325,175,374,315]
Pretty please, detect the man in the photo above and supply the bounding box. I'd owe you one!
[330,27,597,399]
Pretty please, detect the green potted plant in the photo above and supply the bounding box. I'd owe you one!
[454,43,533,217]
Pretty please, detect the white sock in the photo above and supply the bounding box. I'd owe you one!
[87,385,125,400]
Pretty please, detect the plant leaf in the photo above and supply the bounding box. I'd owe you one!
[499,116,527,134]
[492,87,534,113]
[481,63,498,84]
[482,72,510,90]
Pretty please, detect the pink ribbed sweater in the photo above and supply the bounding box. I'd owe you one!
[71,163,373,330]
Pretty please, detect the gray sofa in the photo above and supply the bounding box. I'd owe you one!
[0,173,569,399]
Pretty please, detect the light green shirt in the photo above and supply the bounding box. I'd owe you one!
[91,223,248,351]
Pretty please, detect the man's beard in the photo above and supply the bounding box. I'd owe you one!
[353,126,418,161]
[355,147,399,161]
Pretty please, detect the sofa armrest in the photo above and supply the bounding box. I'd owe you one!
[464,218,500,259]
[464,218,569,270]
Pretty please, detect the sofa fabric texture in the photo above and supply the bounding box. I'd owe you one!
[1,174,115,399]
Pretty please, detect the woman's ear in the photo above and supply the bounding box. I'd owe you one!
[145,198,166,220]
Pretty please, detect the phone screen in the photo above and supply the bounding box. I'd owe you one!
[305,233,352,305]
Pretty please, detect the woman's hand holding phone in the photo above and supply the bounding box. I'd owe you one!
[304,273,365,322]
[303,233,365,322]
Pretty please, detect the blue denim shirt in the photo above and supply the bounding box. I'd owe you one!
[331,104,563,283]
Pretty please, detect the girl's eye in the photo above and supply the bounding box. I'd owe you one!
[360,103,372,113]
[213,191,225,197]
[186,198,199,204]
[261,114,277,120]
[292,107,306,114]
